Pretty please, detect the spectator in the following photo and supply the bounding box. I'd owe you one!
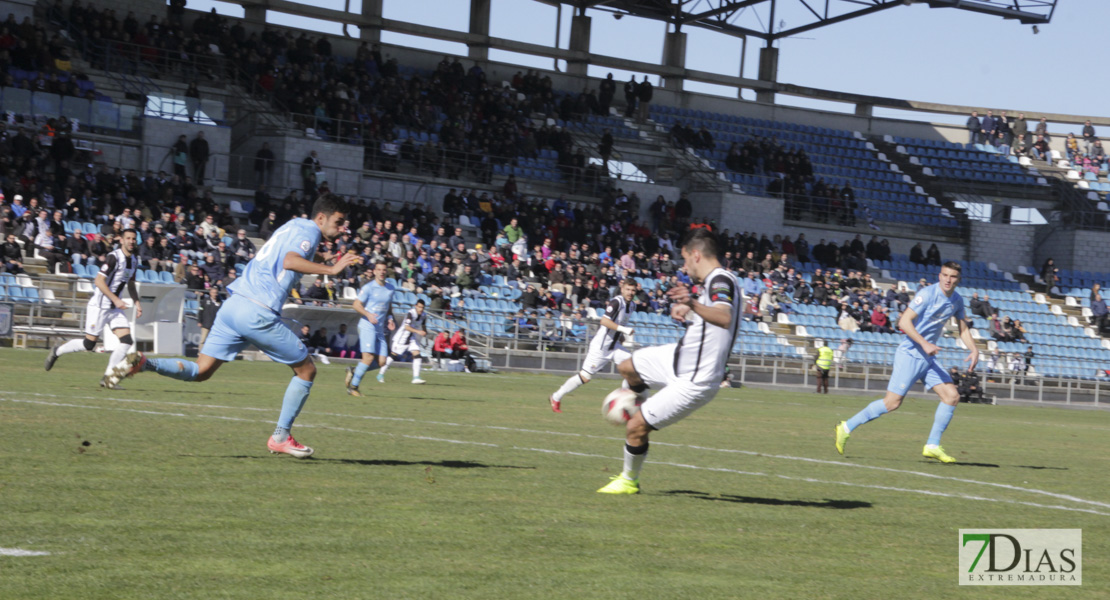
[1012,113,1029,148]
[870,305,893,334]
[329,323,354,358]
[1065,133,1079,161]
[254,142,275,185]
[636,76,653,121]
[1091,293,1108,333]
[958,369,985,404]
[230,229,256,265]
[1041,258,1058,294]
[190,131,210,185]
[966,111,981,145]
[34,224,65,274]
[171,135,189,178]
[984,349,1001,374]
[1031,134,1051,163]
[969,292,998,319]
[623,75,637,118]
[184,82,201,123]
[1082,120,1096,155]
[302,151,321,196]
[432,330,452,365]
[197,287,222,351]
[2,233,23,273]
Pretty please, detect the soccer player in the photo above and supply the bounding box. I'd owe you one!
[44,228,143,389]
[834,262,977,463]
[112,195,358,458]
[345,261,396,395]
[597,229,743,494]
[549,279,637,412]
[387,299,429,384]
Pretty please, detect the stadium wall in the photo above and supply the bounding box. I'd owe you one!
[708,192,784,237]
[1034,227,1110,273]
[969,221,1036,273]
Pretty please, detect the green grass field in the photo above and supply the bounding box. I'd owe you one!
[1,348,1106,599]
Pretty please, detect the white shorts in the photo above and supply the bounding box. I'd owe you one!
[391,336,423,357]
[581,342,630,376]
[630,343,718,430]
[85,305,129,337]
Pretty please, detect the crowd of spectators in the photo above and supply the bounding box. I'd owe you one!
[965,110,1107,171]
[0,10,93,99]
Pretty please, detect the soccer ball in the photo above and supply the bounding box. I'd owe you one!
[602,388,642,426]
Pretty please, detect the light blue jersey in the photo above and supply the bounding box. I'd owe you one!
[229,218,321,313]
[357,280,395,331]
[898,283,965,352]
[888,282,965,395]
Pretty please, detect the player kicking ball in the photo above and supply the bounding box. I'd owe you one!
[598,229,743,494]
[345,261,396,395]
[549,279,637,412]
[385,299,429,384]
[834,262,977,463]
[44,228,142,389]
[112,195,359,458]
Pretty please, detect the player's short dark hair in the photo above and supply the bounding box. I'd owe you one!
[415,299,425,306]
[374,261,390,270]
[942,261,962,273]
[680,227,720,259]
[122,228,137,237]
[312,193,348,218]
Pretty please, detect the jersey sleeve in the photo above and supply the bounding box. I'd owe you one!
[98,253,118,276]
[357,284,371,305]
[602,298,621,321]
[289,222,319,261]
[909,285,931,313]
[705,273,737,307]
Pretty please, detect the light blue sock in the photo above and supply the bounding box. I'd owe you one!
[927,402,957,446]
[141,358,199,381]
[845,399,888,432]
[350,362,370,387]
[277,376,313,431]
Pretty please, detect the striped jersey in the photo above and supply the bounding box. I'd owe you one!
[395,308,427,346]
[591,295,635,351]
[674,267,743,386]
[90,248,138,309]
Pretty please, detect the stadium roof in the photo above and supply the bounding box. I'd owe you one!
[564,0,1057,41]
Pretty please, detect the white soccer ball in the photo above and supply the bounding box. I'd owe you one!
[602,388,642,426]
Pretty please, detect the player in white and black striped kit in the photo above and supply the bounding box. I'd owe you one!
[44,229,143,388]
[598,228,743,494]
[383,299,429,384]
[549,278,638,413]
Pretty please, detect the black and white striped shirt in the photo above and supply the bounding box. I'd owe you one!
[395,308,428,346]
[90,249,137,310]
[674,267,743,386]
[592,296,634,351]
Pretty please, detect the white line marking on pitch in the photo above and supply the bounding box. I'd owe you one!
[0,548,51,556]
[5,391,1105,511]
[2,396,1108,518]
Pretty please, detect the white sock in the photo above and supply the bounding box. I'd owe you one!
[412,357,422,379]
[380,356,393,375]
[105,344,131,375]
[622,443,648,481]
[553,373,586,402]
[56,338,89,356]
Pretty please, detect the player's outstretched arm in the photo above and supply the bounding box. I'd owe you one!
[283,251,358,277]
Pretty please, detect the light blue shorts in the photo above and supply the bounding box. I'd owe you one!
[358,322,390,356]
[201,295,309,365]
[887,346,953,395]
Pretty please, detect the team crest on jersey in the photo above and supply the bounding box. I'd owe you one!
[300,240,311,253]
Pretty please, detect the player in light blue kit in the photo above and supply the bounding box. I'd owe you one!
[834,262,978,463]
[345,261,396,395]
[113,195,359,458]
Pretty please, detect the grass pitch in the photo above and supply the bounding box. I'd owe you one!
[1,349,1107,599]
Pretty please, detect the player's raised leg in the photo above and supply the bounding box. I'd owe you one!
[46,335,97,371]
[550,372,589,413]
[836,391,900,455]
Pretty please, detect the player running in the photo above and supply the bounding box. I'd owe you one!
[345,261,396,395]
[386,299,429,384]
[44,228,143,389]
[549,279,637,412]
[834,262,977,463]
[112,195,359,458]
[598,229,743,494]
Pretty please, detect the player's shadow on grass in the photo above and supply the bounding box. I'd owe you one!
[661,490,871,510]
[211,455,533,470]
